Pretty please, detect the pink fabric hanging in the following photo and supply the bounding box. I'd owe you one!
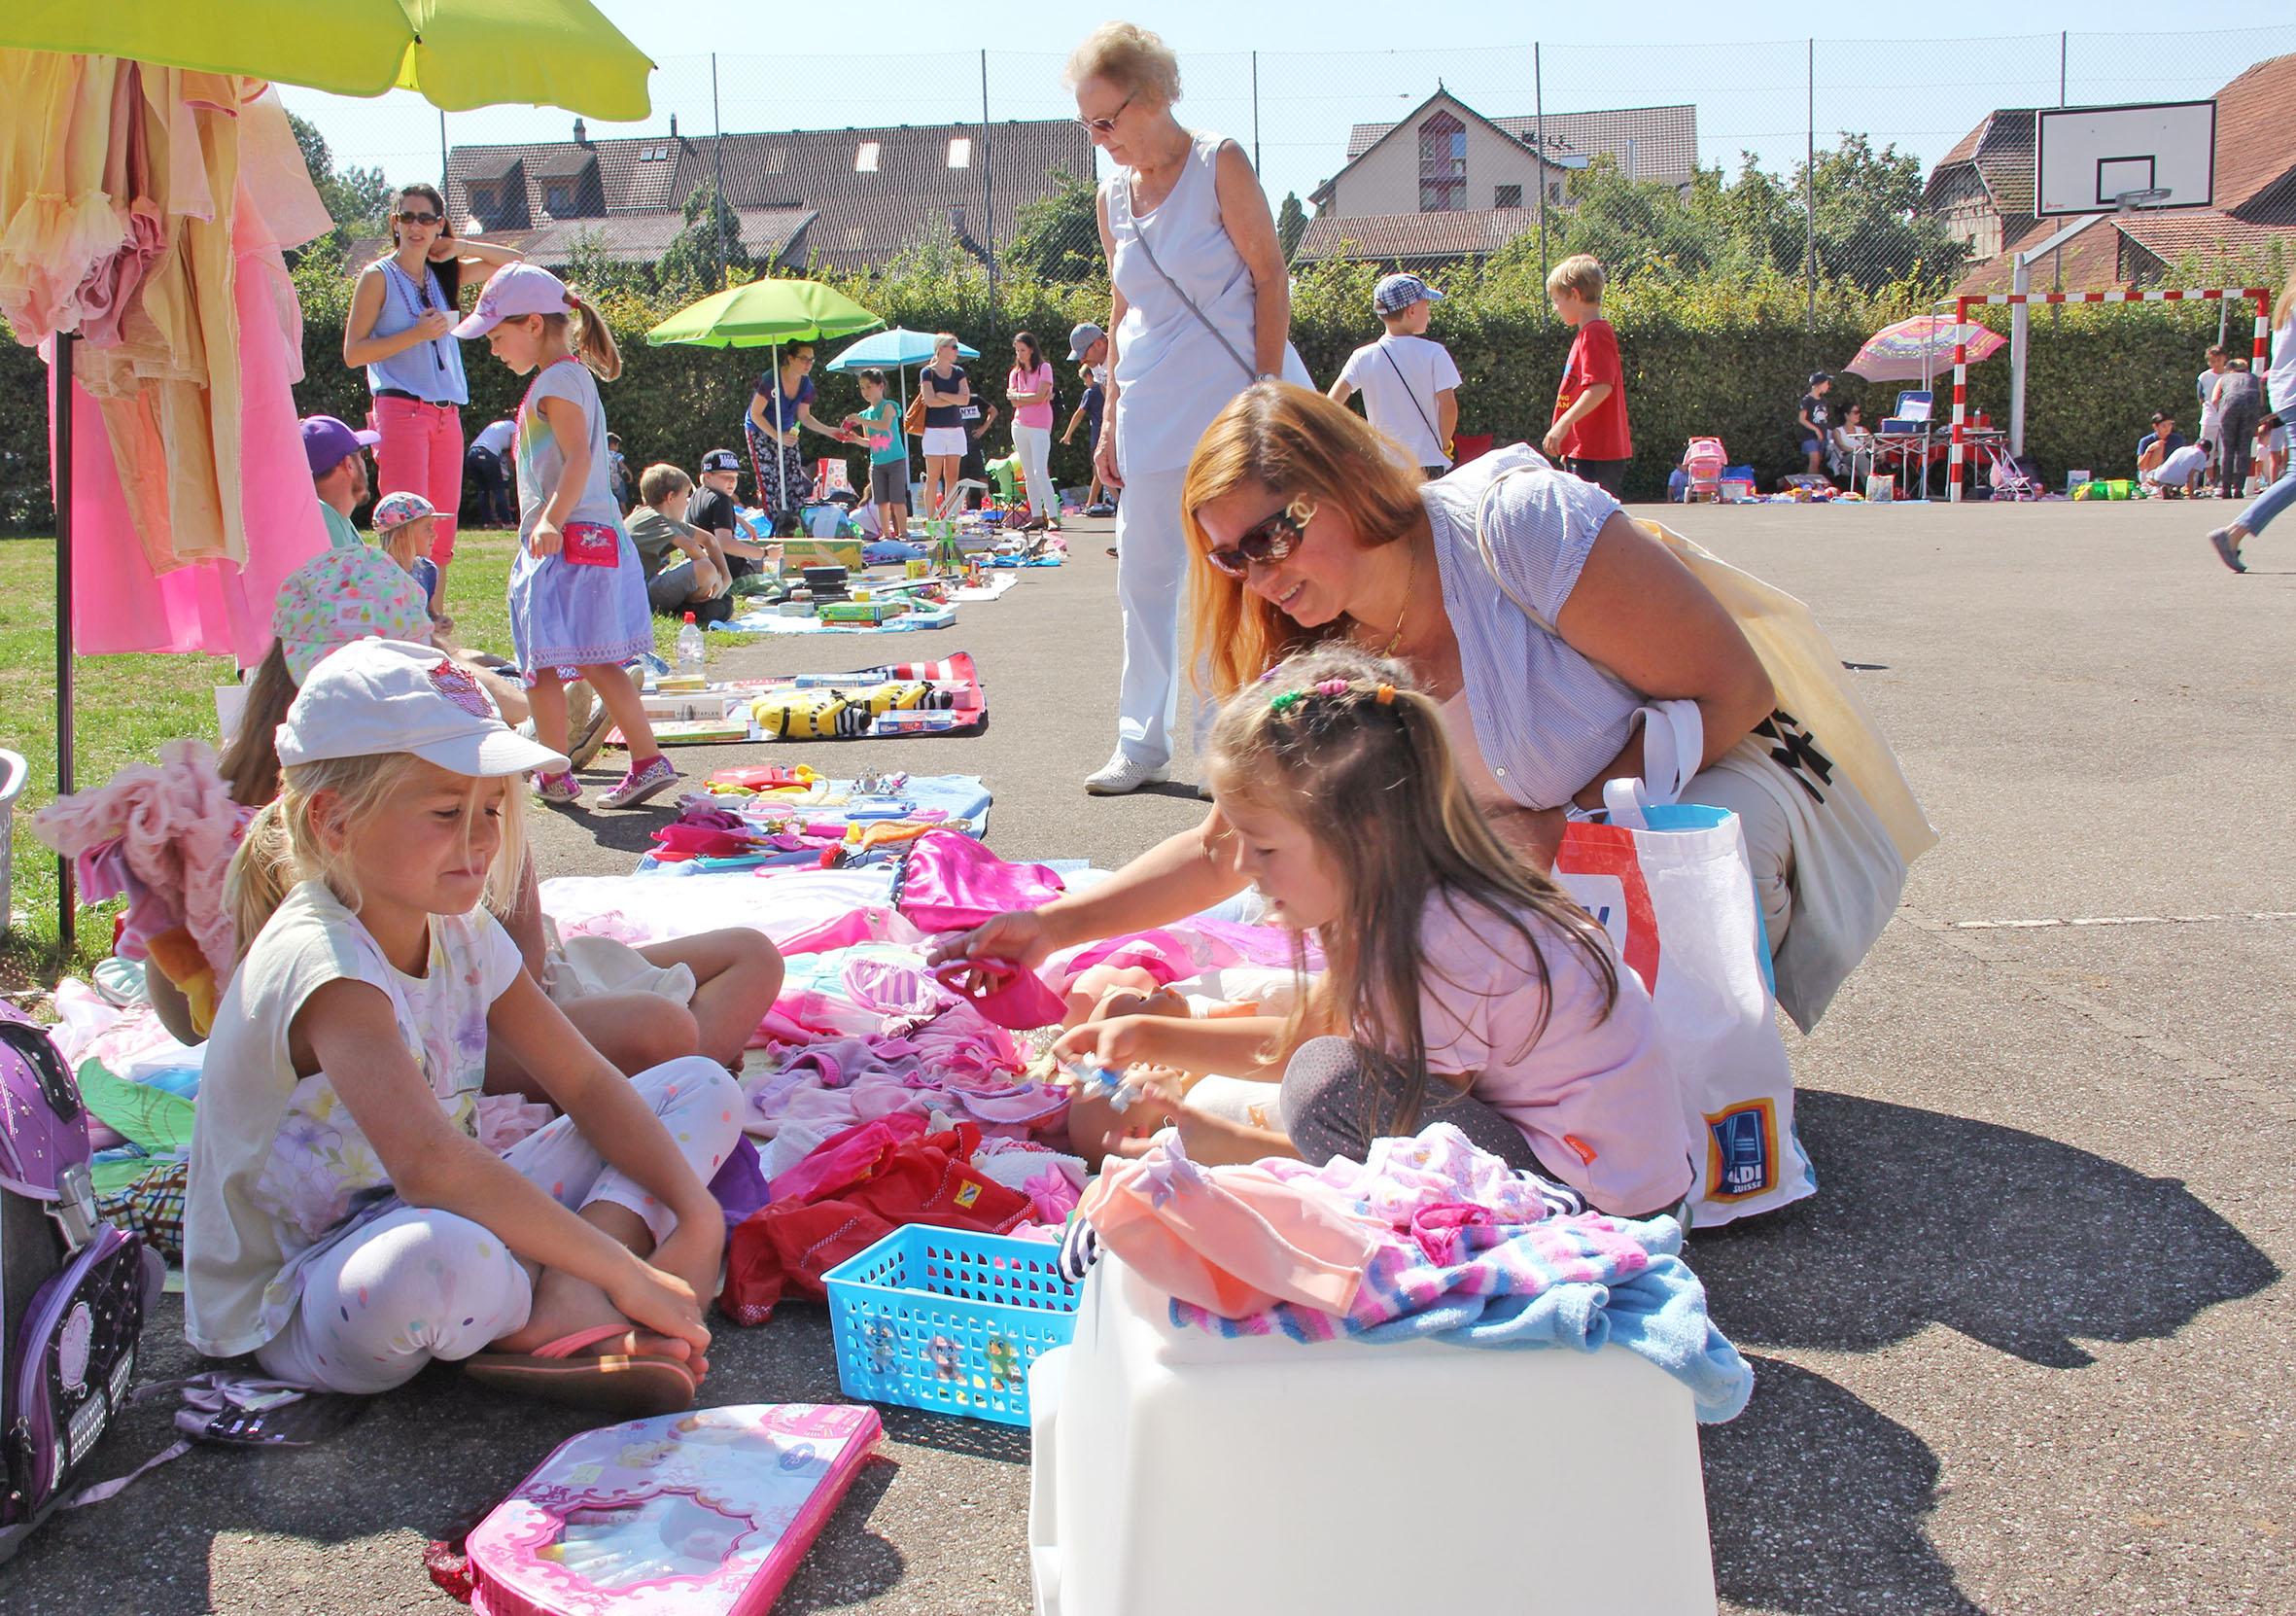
[54,237,324,660]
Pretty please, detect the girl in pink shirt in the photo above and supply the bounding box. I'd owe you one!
[1058,646,1692,1216]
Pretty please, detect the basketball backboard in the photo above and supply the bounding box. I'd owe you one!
[2034,101,2215,217]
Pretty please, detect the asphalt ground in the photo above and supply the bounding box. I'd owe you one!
[7,497,2292,1614]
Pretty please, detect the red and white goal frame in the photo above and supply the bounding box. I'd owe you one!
[1946,287,2272,502]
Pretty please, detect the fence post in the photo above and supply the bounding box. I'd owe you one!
[1252,52,1261,178]
[981,50,996,327]
[1534,43,1548,324]
[2052,32,2065,320]
[1804,38,1816,336]
[437,108,448,190]
[711,53,725,288]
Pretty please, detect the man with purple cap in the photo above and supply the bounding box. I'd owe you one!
[302,414,381,550]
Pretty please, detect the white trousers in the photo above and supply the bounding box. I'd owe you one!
[254,1057,742,1394]
[1111,464,1191,766]
[1013,423,1057,519]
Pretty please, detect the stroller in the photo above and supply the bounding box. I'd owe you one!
[1681,438,1727,502]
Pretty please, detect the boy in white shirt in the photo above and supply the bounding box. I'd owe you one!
[1330,274,1462,477]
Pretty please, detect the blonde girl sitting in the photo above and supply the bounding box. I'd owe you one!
[186,641,743,1413]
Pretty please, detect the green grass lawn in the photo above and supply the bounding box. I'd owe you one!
[0,532,690,990]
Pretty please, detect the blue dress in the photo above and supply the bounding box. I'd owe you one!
[509,360,652,678]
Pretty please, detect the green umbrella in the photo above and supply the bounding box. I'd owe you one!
[1,0,656,119]
[646,279,885,514]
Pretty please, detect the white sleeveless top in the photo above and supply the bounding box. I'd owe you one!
[1105,132,1310,475]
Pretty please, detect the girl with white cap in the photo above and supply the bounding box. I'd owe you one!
[187,640,741,1413]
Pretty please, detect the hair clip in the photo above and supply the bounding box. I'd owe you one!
[1374,683,1396,705]
[1269,690,1305,715]
[1313,679,1349,697]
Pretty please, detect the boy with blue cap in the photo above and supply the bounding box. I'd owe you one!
[1329,274,1461,478]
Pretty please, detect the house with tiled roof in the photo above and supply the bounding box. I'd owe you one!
[1296,89,1698,268]
[413,114,1094,275]
[1931,53,2296,297]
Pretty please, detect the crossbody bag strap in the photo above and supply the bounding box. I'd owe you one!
[1128,216,1256,382]
[1380,342,1441,446]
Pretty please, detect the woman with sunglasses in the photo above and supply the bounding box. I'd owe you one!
[1064,21,1313,796]
[937,382,1913,1036]
[343,185,523,606]
[746,341,853,535]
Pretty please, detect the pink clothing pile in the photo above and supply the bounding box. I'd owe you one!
[32,739,250,979]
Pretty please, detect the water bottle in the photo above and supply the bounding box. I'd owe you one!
[676,611,706,680]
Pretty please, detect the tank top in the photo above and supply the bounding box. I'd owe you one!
[364,258,469,406]
[1105,132,1309,475]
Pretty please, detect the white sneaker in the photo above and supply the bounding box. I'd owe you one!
[1083,753,1169,796]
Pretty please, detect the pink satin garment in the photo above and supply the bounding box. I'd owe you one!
[896,829,1067,933]
[930,956,1070,1032]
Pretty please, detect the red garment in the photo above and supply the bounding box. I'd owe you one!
[1553,317,1631,461]
[719,1115,1031,1325]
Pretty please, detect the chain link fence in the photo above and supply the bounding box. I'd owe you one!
[375,25,2296,318]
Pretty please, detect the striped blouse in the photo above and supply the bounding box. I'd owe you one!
[1425,446,1642,811]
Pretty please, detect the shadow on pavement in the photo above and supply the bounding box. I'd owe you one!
[776,1457,908,1611]
[1693,1092,2279,1367]
[1704,1357,1982,1616]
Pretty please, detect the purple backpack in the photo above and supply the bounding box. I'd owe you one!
[0,1002,160,1562]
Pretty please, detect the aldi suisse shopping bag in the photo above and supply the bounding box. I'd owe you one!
[1555,803,1814,1226]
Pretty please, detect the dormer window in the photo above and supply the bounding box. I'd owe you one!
[855,141,881,173]
[544,181,575,215]
[948,137,972,168]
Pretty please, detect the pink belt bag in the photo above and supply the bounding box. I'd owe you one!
[561,520,621,567]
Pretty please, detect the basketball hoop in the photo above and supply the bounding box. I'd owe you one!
[2113,188,2172,212]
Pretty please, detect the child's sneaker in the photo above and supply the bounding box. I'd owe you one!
[601,754,678,809]
[534,769,583,805]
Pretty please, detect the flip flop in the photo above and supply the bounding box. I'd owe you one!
[463,1324,698,1418]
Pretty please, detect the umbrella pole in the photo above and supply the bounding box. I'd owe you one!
[53,334,77,957]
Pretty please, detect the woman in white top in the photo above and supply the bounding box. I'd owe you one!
[1068,21,1312,795]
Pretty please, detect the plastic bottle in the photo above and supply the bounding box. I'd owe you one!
[676,611,706,680]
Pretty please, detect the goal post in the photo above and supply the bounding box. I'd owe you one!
[1946,287,2271,503]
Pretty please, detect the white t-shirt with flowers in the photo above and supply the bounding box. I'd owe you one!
[186,880,523,1356]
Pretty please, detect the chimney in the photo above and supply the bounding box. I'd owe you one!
[574,117,588,146]
[670,113,678,138]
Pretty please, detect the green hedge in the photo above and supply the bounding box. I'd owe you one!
[0,251,2268,533]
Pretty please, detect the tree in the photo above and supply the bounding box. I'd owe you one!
[658,181,752,295]
[288,111,393,241]
[1277,193,1307,261]
[1002,167,1102,284]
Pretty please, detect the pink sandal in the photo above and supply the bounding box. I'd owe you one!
[463,1323,698,1417]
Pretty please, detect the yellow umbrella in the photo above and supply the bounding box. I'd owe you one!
[1,0,655,119]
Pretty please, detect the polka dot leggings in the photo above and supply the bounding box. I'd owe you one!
[255,1057,744,1394]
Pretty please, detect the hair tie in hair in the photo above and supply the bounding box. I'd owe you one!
[1313,679,1349,697]
[1269,690,1305,715]
[1374,683,1396,705]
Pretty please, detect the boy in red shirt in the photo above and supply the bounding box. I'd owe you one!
[1542,254,1632,498]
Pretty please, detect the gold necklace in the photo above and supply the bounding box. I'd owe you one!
[1380,543,1420,657]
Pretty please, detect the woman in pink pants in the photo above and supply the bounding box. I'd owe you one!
[343,184,522,606]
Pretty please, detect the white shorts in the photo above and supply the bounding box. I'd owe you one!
[922,427,967,458]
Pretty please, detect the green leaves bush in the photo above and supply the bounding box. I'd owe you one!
[1,244,2278,532]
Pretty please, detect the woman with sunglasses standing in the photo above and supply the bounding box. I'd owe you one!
[938,382,1919,1038]
[1066,21,1312,796]
[344,185,523,607]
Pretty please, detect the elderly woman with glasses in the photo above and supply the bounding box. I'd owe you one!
[342,184,523,605]
[936,382,1917,1035]
[1065,20,1312,796]
[746,340,855,535]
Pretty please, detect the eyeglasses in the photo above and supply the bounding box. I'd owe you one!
[1204,497,1315,579]
[1074,93,1135,135]
[395,210,443,226]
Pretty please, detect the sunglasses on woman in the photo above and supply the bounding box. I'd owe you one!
[1074,92,1135,135]
[395,210,442,226]
[1204,497,1315,578]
